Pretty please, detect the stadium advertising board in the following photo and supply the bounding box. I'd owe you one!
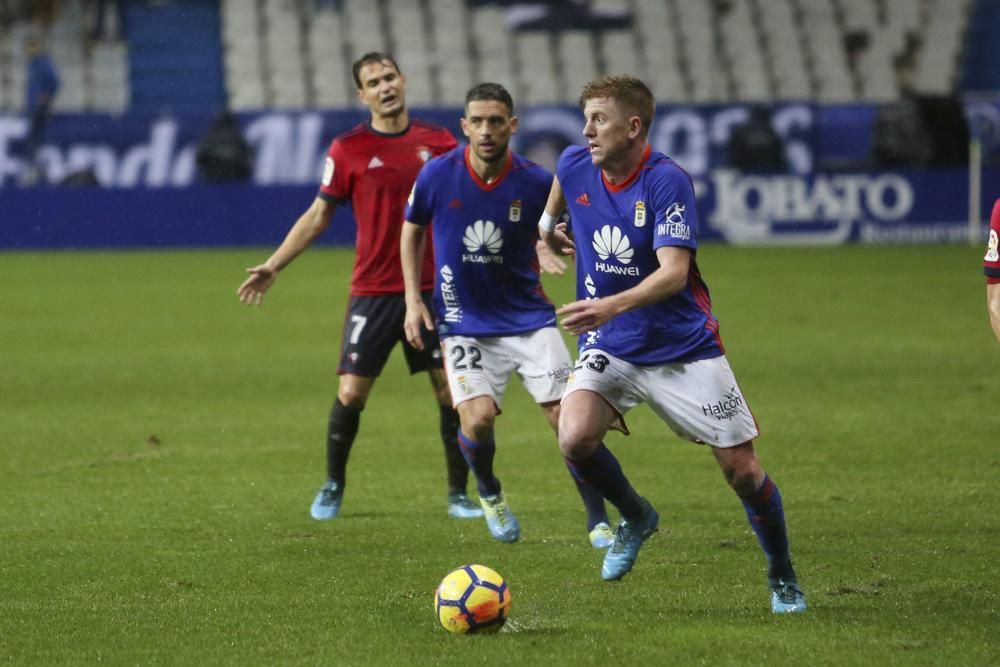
[1,102,995,248]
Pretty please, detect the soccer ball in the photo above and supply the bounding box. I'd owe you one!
[434,564,511,634]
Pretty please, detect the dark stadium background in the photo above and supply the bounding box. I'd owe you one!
[0,0,997,248]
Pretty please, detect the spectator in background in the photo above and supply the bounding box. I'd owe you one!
[22,32,60,186]
[870,96,933,168]
[196,110,253,183]
[90,0,126,42]
[726,106,787,172]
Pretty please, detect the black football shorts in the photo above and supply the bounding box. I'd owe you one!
[337,292,443,377]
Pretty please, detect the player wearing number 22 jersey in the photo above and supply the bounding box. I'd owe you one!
[402,84,611,547]
[406,146,555,338]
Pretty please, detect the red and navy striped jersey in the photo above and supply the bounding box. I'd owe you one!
[318,121,457,296]
[984,198,1000,285]
[557,144,724,364]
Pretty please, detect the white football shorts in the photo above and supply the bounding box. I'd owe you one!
[563,349,760,448]
[442,328,573,409]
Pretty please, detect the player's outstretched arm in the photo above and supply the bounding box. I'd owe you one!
[400,221,435,350]
[539,176,575,257]
[237,197,335,306]
[558,246,691,335]
[988,283,1000,342]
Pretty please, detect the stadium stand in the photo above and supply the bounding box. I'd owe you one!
[963,0,1000,92]
[127,0,226,113]
[0,0,129,112]
[0,0,985,113]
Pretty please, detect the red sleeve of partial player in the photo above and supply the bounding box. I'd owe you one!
[439,128,459,154]
[985,198,1000,284]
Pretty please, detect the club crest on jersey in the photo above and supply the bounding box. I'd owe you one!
[987,229,999,262]
[417,146,432,162]
[633,200,646,227]
[509,200,522,223]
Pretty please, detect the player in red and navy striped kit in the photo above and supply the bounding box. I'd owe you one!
[238,53,481,522]
[984,198,1000,342]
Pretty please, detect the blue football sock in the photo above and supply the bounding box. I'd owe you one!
[565,461,610,530]
[457,429,501,498]
[740,475,796,579]
[565,443,644,522]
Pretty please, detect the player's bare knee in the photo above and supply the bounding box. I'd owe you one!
[459,409,494,443]
[337,385,370,408]
[558,424,600,461]
[727,468,760,497]
[432,385,452,406]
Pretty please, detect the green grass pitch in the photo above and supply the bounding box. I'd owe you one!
[1,244,998,665]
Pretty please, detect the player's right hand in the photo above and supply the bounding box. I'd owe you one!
[237,264,277,306]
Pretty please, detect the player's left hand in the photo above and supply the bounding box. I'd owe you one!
[535,239,567,275]
[557,298,619,335]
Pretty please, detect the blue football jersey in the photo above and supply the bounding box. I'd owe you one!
[406,146,557,337]
[556,145,723,364]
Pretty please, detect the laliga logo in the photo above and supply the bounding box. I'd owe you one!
[463,220,503,254]
[592,225,633,264]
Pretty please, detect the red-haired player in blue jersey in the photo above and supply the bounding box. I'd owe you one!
[985,198,1000,342]
[540,74,806,613]
[237,53,482,522]
[400,83,612,547]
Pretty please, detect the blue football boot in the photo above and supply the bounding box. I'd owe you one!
[588,522,615,549]
[479,492,520,543]
[770,577,807,613]
[310,480,343,520]
[447,492,485,519]
[601,499,659,581]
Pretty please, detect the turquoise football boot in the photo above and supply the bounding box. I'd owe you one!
[310,480,343,520]
[479,492,520,543]
[447,492,485,519]
[601,499,659,581]
[769,577,807,613]
[588,522,615,549]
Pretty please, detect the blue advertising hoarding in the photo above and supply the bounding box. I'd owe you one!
[1,100,997,248]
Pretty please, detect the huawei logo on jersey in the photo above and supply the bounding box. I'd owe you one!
[593,225,639,276]
[462,220,504,264]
